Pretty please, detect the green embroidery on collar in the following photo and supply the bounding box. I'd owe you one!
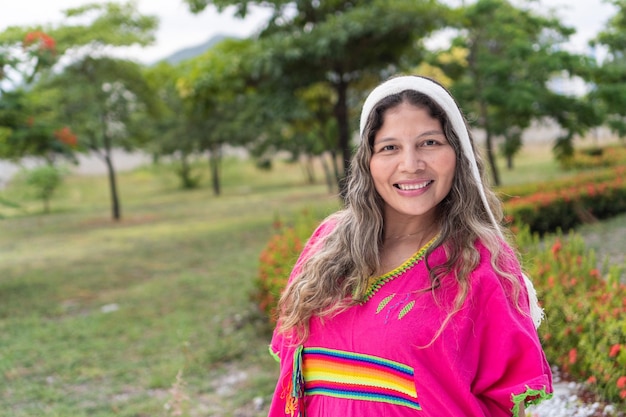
[360,234,439,304]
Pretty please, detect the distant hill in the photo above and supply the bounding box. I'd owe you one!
[159,33,237,64]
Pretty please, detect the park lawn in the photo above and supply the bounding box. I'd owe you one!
[0,146,623,416]
[0,158,339,417]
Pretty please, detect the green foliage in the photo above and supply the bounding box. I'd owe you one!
[183,0,451,188]
[0,87,80,162]
[0,1,159,220]
[0,1,157,56]
[521,228,626,406]
[590,0,626,137]
[433,0,597,185]
[48,56,161,219]
[254,227,304,321]
[21,164,66,213]
[171,38,265,195]
[560,144,626,170]
[504,166,626,235]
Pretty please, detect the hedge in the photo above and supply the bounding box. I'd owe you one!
[504,166,626,236]
[519,228,626,406]
[498,166,624,203]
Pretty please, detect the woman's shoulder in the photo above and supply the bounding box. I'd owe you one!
[305,214,339,247]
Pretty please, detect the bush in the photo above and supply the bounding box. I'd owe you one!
[519,227,626,406]
[251,210,321,323]
[22,164,66,213]
[498,167,623,203]
[504,166,626,235]
[559,144,626,170]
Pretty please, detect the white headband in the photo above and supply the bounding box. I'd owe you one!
[359,75,543,328]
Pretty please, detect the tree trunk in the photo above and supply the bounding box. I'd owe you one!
[330,149,340,186]
[334,76,351,199]
[479,101,500,186]
[100,110,121,220]
[104,151,121,220]
[320,152,335,194]
[303,154,315,184]
[484,130,500,186]
[506,154,514,170]
[208,145,221,196]
[178,152,196,189]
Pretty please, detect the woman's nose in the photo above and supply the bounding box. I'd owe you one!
[399,149,425,172]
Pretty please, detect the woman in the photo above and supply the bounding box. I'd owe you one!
[268,75,553,417]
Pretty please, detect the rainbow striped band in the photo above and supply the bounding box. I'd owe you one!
[302,347,421,410]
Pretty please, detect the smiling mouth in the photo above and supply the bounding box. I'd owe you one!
[394,181,433,190]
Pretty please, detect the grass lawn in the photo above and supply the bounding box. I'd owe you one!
[0,158,339,417]
[0,149,623,416]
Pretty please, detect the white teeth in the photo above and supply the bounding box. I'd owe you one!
[396,181,432,190]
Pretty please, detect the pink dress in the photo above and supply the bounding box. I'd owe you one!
[268,221,553,417]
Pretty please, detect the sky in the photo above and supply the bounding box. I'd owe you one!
[0,0,273,64]
[0,0,618,65]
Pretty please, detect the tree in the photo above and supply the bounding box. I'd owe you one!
[0,1,158,220]
[23,164,65,214]
[181,38,274,196]
[290,83,341,192]
[0,30,71,163]
[183,0,450,191]
[241,79,340,193]
[50,57,160,220]
[143,61,204,189]
[0,2,157,57]
[432,0,595,185]
[589,0,626,138]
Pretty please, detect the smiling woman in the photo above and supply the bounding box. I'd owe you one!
[266,75,554,417]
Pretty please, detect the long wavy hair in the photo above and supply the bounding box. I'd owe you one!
[277,84,522,343]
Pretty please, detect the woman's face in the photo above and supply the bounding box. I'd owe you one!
[369,102,456,225]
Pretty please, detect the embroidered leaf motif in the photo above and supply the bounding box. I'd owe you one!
[398,300,415,320]
[376,294,395,314]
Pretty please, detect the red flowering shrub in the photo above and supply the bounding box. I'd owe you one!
[252,211,321,323]
[498,167,622,202]
[504,166,626,235]
[521,227,626,406]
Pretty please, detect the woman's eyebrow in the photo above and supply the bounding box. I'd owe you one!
[417,129,445,138]
[374,129,445,144]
